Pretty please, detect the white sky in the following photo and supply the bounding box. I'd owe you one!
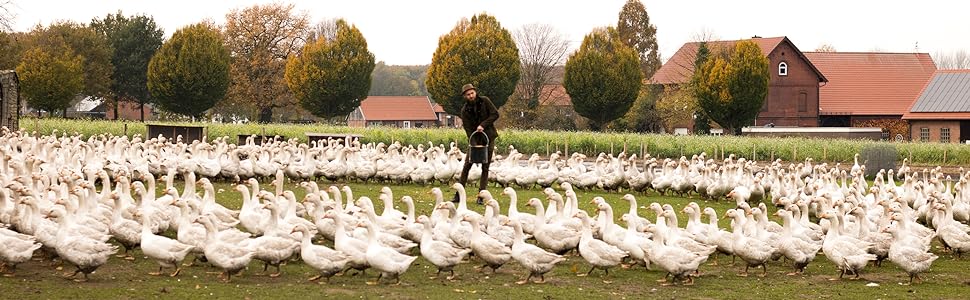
[11,0,970,65]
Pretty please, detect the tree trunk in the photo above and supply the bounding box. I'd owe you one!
[259,107,273,123]
[113,96,120,120]
[139,101,145,122]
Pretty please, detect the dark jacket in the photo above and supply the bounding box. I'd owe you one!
[460,95,499,141]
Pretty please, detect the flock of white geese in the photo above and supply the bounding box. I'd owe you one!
[0,129,968,286]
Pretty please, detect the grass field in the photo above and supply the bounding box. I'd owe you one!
[2,178,968,299]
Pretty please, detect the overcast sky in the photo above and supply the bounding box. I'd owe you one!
[11,0,970,65]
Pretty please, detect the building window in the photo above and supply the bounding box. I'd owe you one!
[403,121,411,129]
[778,62,788,76]
[941,127,951,143]
[920,127,929,142]
[797,92,808,112]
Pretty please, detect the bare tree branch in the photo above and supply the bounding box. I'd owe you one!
[0,0,15,32]
[514,23,569,106]
[934,49,970,69]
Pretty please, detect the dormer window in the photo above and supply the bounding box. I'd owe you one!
[778,62,788,76]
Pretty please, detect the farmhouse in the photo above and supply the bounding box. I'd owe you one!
[347,96,456,128]
[803,51,937,139]
[651,36,828,128]
[902,69,970,143]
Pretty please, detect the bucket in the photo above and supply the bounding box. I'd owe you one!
[468,131,489,164]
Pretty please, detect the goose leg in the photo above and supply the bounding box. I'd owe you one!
[577,267,594,277]
[169,267,182,277]
[760,264,768,277]
[269,264,282,278]
[149,265,163,276]
[516,273,532,285]
[446,270,456,281]
[536,274,546,284]
[308,274,323,281]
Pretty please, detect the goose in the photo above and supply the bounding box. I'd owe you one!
[527,197,579,254]
[325,210,370,275]
[290,224,349,283]
[416,215,472,280]
[701,207,735,265]
[502,187,535,234]
[354,197,417,254]
[49,209,118,282]
[642,223,706,285]
[773,209,822,275]
[574,210,627,277]
[359,220,418,285]
[883,222,938,285]
[620,194,650,231]
[249,221,301,277]
[197,215,255,282]
[617,213,652,269]
[0,227,42,276]
[817,210,877,280]
[107,192,141,260]
[725,209,774,277]
[397,196,425,243]
[451,183,482,220]
[137,210,195,277]
[463,214,513,274]
[435,201,472,249]
[507,220,566,284]
[483,199,515,246]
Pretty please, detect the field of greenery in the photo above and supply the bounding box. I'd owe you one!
[2,179,969,299]
[24,117,970,167]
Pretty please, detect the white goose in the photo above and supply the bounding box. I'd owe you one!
[360,220,418,285]
[574,210,627,277]
[0,226,41,276]
[818,210,877,280]
[291,224,349,283]
[725,209,775,277]
[137,210,195,277]
[527,197,579,254]
[508,220,566,284]
[502,187,535,234]
[463,213,513,274]
[49,209,118,282]
[642,223,706,285]
[197,215,255,282]
[883,222,938,285]
[416,215,472,280]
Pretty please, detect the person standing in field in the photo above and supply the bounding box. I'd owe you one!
[454,83,499,205]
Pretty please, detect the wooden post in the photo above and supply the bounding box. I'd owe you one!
[823,146,827,161]
[771,150,775,162]
[123,123,128,136]
[546,142,550,157]
[640,143,644,158]
[623,141,628,155]
[610,142,614,155]
[793,146,797,162]
[944,149,948,165]
[752,144,756,161]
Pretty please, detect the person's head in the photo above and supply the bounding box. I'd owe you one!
[461,83,477,101]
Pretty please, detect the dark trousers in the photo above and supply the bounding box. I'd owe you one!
[459,138,496,192]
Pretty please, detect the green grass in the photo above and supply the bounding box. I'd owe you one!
[2,179,968,299]
[21,117,970,167]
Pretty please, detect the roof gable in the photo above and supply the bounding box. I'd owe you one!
[649,36,824,84]
[804,52,937,116]
[358,96,438,121]
[903,70,970,119]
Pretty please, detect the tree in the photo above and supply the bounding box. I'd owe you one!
[369,62,428,96]
[514,23,569,109]
[694,40,769,135]
[814,43,837,52]
[285,19,375,120]
[16,44,84,115]
[426,13,520,115]
[617,0,661,79]
[91,11,165,121]
[563,27,641,131]
[691,42,712,134]
[27,21,113,100]
[147,23,230,118]
[934,49,970,69]
[224,2,310,123]
[0,0,14,32]
[0,31,25,70]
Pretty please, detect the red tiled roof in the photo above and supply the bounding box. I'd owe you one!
[804,52,937,116]
[358,96,437,121]
[650,37,787,85]
[431,102,445,113]
[514,84,573,106]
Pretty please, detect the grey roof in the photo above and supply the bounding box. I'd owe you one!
[910,71,970,112]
